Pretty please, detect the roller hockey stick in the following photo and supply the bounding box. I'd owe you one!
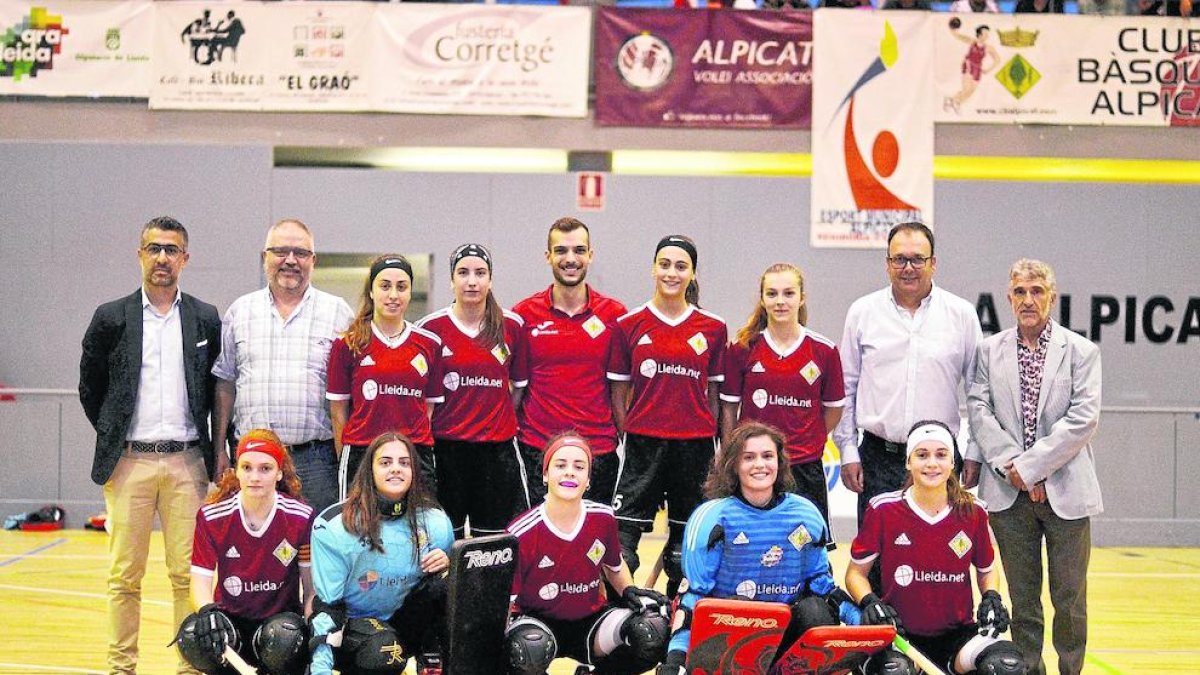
[223,646,259,675]
[892,634,948,675]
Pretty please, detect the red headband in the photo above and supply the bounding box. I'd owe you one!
[237,435,286,469]
[542,436,593,475]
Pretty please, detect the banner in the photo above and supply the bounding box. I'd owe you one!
[260,3,373,111]
[811,10,935,249]
[594,7,813,129]
[934,14,1199,127]
[151,1,268,110]
[370,4,590,117]
[0,0,152,97]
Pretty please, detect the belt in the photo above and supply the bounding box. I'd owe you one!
[288,439,331,452]
[863,430,905,455]
[127,440,200,453]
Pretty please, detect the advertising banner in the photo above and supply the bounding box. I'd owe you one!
[370,4,590,117]
[0,0,153,97]
[811,10,935,249]
[594,7,814,129]
[934,14,1199,127]
[260,3,373,111]
[150,1,269,110]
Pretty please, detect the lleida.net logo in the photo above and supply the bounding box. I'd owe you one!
[1,6,68,80]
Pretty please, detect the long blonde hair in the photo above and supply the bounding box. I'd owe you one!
[735,263,808,348]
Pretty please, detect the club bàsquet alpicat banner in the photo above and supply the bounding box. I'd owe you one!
[594,7,814,129]
[370,4,590,117]
[934,13,1200,127]
[0,0,153,97]
[811,10,934,249]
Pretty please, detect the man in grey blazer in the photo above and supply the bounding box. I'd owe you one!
[966,258,1102,675]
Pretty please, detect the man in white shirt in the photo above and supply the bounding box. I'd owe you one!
[212,219,353,515]
[833,222,983,525]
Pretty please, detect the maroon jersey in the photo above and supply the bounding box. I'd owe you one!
[417,308,528,442]
[850,490,996,636]
[512,286,627,455]
[720,329,845,464]
[507,501,623,621]
[326,323,444,446]
[192,492,313,620]
[607,304,727,439]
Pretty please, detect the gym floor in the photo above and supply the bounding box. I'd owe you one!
[1,527,1197,674]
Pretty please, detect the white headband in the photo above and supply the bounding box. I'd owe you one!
[906,423,956,457]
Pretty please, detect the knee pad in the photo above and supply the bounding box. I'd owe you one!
[253,612,308,674]
[505,616,557,675]
[867,649,915,675]
[343,617,407,673]
[975,641,1026,675]
[619,608,670,666]
[172,612,225,674]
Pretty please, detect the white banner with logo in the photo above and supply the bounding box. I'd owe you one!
[0,0,153,97]
[811,10,935,249]
[150,1,269,110]
[935,14,1199,127]
[260,3,373,111]
[370,4,590,117]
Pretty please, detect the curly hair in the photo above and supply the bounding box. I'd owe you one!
[206,428,303,504]
[703,421,796,500]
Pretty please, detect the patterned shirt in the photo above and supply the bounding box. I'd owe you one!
[212,286,354,445]
[1016,323,1052,450]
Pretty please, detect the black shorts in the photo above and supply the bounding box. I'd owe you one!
[906,624,980,672]
[434,438,529,535]
[789,460,830,531]
[613,434,715,530]
[527,606,622,666]
[519,441,621,509]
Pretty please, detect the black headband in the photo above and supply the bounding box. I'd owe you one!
[369,256,413,286]
[450,243,492,272]
[655,235,698,269]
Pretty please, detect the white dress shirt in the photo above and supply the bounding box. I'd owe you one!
[833,284,982,464]
[127,289,199,443]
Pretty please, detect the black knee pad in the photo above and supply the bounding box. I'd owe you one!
[619,608,670,666]
[343,617,407,673]
[505,616,557,675]
[253,612,308,674]
[173,612,225,674]
[867,648,915,675]
[976,641,1026,675]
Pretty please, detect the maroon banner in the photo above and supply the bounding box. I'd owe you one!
[594,7,813,129]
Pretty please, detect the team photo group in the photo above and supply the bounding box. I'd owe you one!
[80,214,1102,675]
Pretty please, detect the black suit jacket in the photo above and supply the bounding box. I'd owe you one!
[79,289,222,485]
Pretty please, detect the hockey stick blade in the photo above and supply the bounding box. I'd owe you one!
[223,646,258,675]
[892,635,947,675]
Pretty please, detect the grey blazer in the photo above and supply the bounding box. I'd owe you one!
[967,321,1103,520]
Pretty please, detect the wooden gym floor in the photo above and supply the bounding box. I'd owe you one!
[2,529,1197,674]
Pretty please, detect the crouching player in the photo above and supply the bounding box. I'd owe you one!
[309,432,454,675]
[658,422,860,674]
[506,432,671,674]
[847,421,1025,675]
[176,430,313,674]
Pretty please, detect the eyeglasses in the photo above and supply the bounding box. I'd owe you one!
[886,255,931,270]
[265,246,314,260]
[142,243,185,259]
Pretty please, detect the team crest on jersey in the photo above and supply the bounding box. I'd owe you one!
[733,531,750,545]
[417,529,429,549]
[225,545,241,559]
[687,332,708,355]
[800,360,821,385]
[760,545,784,568]
[491,343,509,364]
[637,333,653,346]
[949,531,972,558]
[411,354,428,376]
[273,539,297,566]
[538,555,555,569]
[583,316,606,338]
[751,361,766,373]
[587,539,606,565]
[788,524,813,551]
[361,355,376,367]
[894,533,912,546]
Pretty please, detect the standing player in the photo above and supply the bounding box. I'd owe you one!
[177,430,313,675]
[847,421,1024,675]
[721,263,844,527]
[327,255,444,498]
[658,422,859,675]
[505,433,670,675]
[308,432,454,675]
[608,235,727,596]
[418,243,530,536]
[512,217,627,506]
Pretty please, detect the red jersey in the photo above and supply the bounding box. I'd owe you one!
[850,490,995,636]
[191,492,313,620]
[607,304,727,439]
[417,308,528,442]
[720,329,845,464]
[511,285,627,455]
[507,501,623,621]
[326,323,444,446]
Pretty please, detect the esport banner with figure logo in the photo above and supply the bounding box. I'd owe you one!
[0,0,153,97]
[259,2,373,111]
[370,4,590,117]
[810,10,934,249]
[593,7,814,128]
[150,1,268,110]
[935,14,1199,127]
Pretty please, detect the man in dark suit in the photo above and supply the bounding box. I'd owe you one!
[79,216,222,675]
